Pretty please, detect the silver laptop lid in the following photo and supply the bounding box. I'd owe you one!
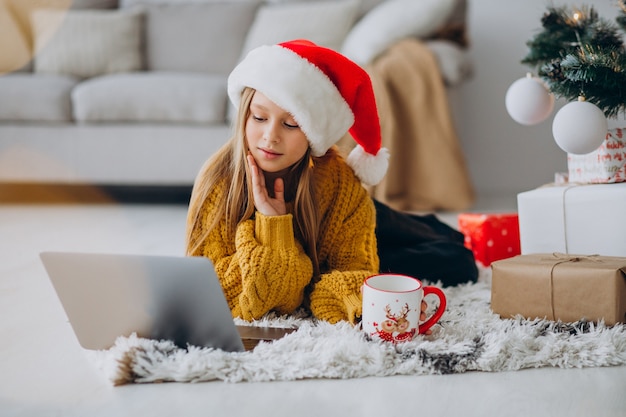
[40,252,245,352]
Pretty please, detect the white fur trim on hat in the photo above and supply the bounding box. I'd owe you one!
[228,44,354,157]
[347,145,390,186]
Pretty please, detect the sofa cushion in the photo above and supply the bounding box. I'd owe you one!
[72,72,228,124]
[121,0,236,5]
[0,73,78,122]
[263,0,384,20]
[70,0,119,8]
[32,8,142,79]
[239,0,360,58]
[341,0,459,66]
[6,0,121,74]
[7,0,119,50]
[134,2,260,74]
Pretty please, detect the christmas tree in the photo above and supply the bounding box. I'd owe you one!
[522,1,626,118]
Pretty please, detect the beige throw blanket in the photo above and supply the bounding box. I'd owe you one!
[364,38,475,212]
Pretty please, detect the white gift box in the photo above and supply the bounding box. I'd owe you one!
[567,128,626,184]
[517,183,626,256]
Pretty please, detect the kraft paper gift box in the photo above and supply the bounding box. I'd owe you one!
[458,213,520,267]
[491,253,626,325]
[517,182,626,257]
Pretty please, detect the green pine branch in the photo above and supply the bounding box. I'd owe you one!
[541,45,626,118]
[522,3,626,117]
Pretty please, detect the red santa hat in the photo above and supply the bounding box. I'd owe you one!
[227,39,389,186]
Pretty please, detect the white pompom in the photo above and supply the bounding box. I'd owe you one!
[346,145,390,186]
[505,75,555,125]
[552,99,607,155]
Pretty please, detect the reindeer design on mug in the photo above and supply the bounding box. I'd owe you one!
[372,303,416,343]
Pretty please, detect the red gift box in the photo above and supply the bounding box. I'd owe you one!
[458,213,521,267]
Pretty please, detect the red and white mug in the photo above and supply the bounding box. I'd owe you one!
[361,274,446,343]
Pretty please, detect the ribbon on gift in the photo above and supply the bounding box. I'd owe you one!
[539,182,595,254]
[561,186,576,254]
[540,253,601,320]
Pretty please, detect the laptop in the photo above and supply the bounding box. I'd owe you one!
[40,251,294,352]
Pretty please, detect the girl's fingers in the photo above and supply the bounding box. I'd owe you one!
[246,152,286,216]
[420,300,434,334]
[247,154,259,181]
[273,177,285,204]
[247,155,262,203]
[247,153,266,195]
[246,154,257,181]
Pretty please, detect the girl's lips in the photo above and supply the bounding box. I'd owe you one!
[258,148,282,159]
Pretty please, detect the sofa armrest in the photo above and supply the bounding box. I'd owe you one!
[425,40,473,86]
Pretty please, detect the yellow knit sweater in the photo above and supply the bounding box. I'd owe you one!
[190,152,379,324]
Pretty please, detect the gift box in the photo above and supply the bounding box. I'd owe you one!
[568,127,626,184]
[458,213,520,267]
[517,182,626,257]
[491,253,626,325]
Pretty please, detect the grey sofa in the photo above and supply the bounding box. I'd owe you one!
[0,0,470,190]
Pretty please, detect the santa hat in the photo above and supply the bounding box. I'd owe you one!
[227,39,389,186]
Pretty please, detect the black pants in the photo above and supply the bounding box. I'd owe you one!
[374,199,478,287]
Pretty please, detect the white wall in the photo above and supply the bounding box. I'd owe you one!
[454,0,621,205]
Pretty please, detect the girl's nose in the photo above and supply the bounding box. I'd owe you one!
[263,121,280,143]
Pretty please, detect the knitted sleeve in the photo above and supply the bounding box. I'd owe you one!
[199,195,314,321]
[308,158,379,324]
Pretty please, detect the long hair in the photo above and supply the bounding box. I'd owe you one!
[186,87,321,277]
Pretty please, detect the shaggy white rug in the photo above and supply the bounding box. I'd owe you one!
[88,278,626,385]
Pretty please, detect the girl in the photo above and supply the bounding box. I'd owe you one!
[186,40,476,325]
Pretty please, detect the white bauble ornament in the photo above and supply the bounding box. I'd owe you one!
[505,75,555,125]
[552,99,607,155]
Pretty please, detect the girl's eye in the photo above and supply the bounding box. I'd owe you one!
[284,121,299,129]
[252,115,265,122]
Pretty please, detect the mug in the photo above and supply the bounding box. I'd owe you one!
[361,274,447,343]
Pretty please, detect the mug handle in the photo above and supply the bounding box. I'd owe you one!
[419,286,447,334]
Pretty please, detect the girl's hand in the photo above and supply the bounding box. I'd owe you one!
[420,300,432,335]
[247,153,287,216]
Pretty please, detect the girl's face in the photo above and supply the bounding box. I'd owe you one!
[245,91,310,173]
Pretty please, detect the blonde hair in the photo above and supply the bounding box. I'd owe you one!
[185,87,323,277]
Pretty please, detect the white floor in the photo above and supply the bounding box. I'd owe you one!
[1,201,625,417]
